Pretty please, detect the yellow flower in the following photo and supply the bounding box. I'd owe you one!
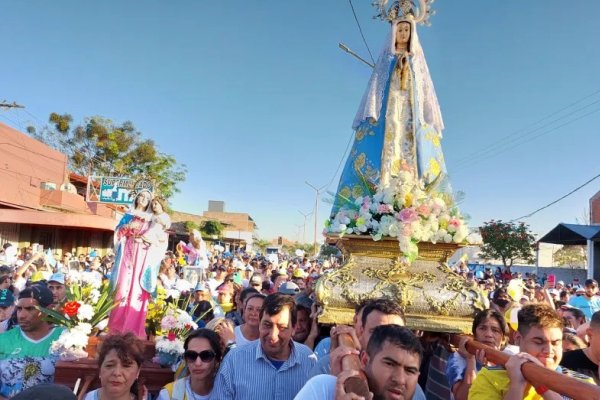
[404,193,413,207]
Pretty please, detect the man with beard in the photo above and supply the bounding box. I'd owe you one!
[469,303,594,399]
[0,285,63,398]
[210,293,316,399]
[295,324,422,400]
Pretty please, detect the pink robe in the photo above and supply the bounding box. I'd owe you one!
[108,211,152,338]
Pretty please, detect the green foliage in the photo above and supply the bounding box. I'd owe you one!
[553,245,587,268]
[254,239,271,253]
[28,113,186,199]
[479,220,536,268]
[184,221,200,233]
[201,220,224,237]
[319,244,340,258]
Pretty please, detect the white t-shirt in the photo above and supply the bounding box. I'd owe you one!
[234,325,256,347]
[155,377,211,400]
[294,374,335,400]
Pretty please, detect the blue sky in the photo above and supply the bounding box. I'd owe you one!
[2,1,600,243]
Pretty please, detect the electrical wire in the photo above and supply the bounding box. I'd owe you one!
[453,94,600,171]
[324,131,355,190]
[510,172,600,221]
[453,89,600,167]
[348,0,375,65]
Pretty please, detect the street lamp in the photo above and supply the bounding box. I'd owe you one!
[297,209,313,244]
[305,181,328,256]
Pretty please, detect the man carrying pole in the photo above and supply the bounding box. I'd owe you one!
[468,304,595,400]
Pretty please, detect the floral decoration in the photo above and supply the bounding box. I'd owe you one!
[39,278,118,360]
[326,163,482,261]
[153,305,198,367]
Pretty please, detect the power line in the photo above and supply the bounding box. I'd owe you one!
[453,90,600,171]
[347,0,375,65]
[324,131,355,190]
[510,172,600,222]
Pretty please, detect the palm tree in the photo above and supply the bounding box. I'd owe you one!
[254,239,271,254]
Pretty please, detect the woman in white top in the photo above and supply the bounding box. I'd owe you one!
[233,293,265,346]
[157,329,223,400]
[83,332,147,400]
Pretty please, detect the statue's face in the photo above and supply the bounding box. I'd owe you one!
[396,22,411,47]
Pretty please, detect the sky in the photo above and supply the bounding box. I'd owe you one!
[2,1,600,243]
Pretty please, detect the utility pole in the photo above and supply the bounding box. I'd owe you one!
[0,101,24,109]
[297,209,313,244]
[305,181,328,256]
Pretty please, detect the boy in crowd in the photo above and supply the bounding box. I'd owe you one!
[469,303,593,399]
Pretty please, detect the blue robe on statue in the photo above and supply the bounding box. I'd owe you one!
[333,19,450,214]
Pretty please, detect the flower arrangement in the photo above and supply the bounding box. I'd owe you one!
[40,279,118,360]
[153,305,198,367]
[146,286,169,337]
[326,164,481,261]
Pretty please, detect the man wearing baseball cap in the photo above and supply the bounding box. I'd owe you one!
[568,279,600,320]
[48,273,67,306]
[0,289,15,334]
[0,284,64,397]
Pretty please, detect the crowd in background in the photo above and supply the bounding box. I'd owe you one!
[0,241,600,399]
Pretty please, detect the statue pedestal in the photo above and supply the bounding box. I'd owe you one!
[316,235,488,333]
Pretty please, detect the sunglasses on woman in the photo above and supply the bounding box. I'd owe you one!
[184,350,216,363]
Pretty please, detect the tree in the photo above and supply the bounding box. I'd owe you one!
[553,245,587,268]
[253,239,271,254]
[27,113,186,199]
[200,220,224,238]
[479,220,536,268]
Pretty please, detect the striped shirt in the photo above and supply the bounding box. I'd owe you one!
[210,340,317,400]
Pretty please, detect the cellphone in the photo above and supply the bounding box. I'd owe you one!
[547,274,556,289]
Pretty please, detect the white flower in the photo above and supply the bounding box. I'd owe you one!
[156,336,185,355]
[72,322,92,336]
[89,289,101,305]
[77,304,95,322]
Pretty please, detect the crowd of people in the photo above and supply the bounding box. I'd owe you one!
[0,241,600,399]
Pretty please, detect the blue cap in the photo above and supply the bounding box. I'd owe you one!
[48,273,65,285]
[0,289,15,307]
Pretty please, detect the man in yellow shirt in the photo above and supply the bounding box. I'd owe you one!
[469,303,594,400]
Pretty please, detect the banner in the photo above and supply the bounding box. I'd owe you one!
[87,176,153,205]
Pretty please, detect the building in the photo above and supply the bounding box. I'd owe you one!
[170,201,257,252]
[0,122,118,256]
[591,190,600,224]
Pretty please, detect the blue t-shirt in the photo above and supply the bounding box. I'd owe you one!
[568,295,600,320]
[446,352,483,389]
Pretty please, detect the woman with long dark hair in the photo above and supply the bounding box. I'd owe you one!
[157,329,223,400]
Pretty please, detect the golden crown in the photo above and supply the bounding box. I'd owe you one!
[372,0,436,25]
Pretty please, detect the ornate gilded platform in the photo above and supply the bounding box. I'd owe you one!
[316,235,488,333]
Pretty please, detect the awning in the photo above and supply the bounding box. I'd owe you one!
[538,223,600,245]
[0,209,116,231]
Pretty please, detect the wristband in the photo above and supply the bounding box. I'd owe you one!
[535,385,548,395]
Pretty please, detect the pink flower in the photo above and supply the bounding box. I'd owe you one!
[399,208,419,224]
[401,223,413,237]
[416,204,431,217]
[448,217,461,230]
[167,331,176,341]
[161,315,177,331]
[377,204,393,214]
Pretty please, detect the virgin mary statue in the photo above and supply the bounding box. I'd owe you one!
[333,0,449,213]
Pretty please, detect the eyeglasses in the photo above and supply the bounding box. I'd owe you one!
[184,350,216,363]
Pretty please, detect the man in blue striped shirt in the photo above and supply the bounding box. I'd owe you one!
[210,293,317,399]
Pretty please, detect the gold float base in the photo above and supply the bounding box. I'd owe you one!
[316,235,488,334]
